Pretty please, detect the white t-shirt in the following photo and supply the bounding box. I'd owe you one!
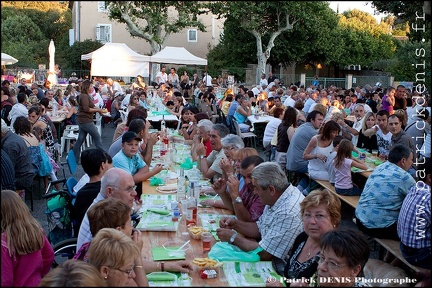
[203,75,213,87]
[283,97,296,108]
[156,72,167,84]
[263,118,282,147]
[376,128,392,156]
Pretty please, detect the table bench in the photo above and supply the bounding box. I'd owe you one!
[373,238,429,274]
[306,175,360,209]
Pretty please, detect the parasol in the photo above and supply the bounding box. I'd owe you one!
[1,53,18,65]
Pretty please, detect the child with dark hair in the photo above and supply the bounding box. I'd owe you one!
[73,148,113,236]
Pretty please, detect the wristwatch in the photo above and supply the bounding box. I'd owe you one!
[200,155,207,159]
[233,196,243,204]
[229,231,238,244]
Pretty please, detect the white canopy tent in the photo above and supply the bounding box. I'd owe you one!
[149,46,207,66]
[1,53,19,65]
[81,43,151,77]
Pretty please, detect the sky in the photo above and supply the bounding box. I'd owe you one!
[328,1,388,22]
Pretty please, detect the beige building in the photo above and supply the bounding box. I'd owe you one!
[70,1,224,59]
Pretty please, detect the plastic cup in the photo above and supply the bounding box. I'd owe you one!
[372,150,378,157]
[201,232,213,252]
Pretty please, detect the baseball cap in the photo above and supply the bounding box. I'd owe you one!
[115,91,122,98]
[122,131,141,143]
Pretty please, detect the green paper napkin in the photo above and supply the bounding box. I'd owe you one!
[351,151,359,158]
[147,208,171,215]
[150,177,164,186]
[146,272,178,281]
[180,157,194,170]
[374,160,384,166]
[151,110,171,116]
[152,247,186,261]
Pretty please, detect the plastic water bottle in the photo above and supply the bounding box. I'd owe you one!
[52,102,58,117]
[171,201,180,222]
[177,168,186,201]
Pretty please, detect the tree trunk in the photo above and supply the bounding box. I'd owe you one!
[255,35,266,85]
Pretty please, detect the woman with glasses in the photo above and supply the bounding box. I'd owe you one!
[268,189,341,287]
[308,227,370,287]
[78,199,192,286]
[87,228,148,287]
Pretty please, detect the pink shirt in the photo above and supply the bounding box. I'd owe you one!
[239,182,265,222]
[1,233,54,287]
[334,158,354,189]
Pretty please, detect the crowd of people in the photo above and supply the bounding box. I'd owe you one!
[1,69,431,287]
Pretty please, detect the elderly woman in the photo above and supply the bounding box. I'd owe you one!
[268,189,341,286]
[310,227,370,287]
[75,198,193,275]
[39,259,107,287]
[87,228,148,287]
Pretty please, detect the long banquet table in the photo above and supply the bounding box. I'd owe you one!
[140,179,233,286]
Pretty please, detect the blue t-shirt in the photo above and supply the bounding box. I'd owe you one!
[227,100,240,117]
[112,150,146,175]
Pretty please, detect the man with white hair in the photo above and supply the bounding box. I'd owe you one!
[216,162,304,275]
[105,78,123,101]
[195,124,230,182]
[76,167,141,250]
[191,119,214,161]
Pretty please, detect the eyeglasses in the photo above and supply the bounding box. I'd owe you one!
[318,255,347,270]
[133,98,138,100]
[110,185,136,193]
[110,264,135,277]
[302,213,329,222]
[223,146,236,151]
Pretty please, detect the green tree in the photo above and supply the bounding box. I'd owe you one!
[1,1,71,68]
[105,1,208,55]
[64,40,104,71]
[1,14,47,67]
[371,1,431,41]
[209,1,333,84]
[389,40,431,90]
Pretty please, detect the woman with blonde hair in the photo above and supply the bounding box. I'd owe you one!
[1,190,54,287]
[127,92,140,113]
[357,111,378,153]
[39,259,106,287]
[87,228,148,287]
[269,189,341,286]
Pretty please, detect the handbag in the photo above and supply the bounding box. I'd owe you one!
[39,143,53,176]
[208,241,263,262]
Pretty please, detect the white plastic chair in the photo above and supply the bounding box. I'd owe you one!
[232,119,257,148]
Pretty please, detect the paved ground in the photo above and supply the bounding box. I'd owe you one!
[27,121,378,259]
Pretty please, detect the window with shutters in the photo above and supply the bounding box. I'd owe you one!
[98,1,107,12]
[96,24,112,43]
[187,29,197,42]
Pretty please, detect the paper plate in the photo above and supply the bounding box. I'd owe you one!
[156,185,177,194]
